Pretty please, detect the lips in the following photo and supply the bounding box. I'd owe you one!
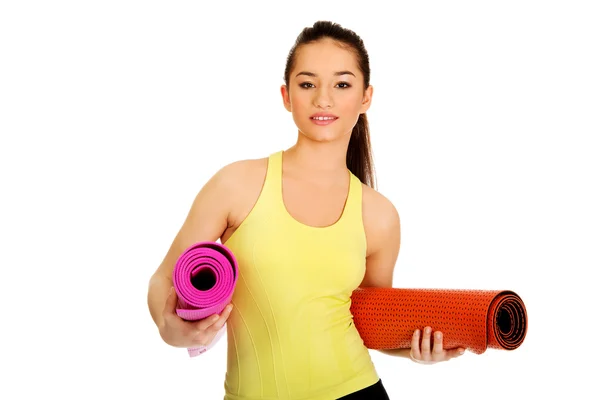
[310,112,338,120]
[310,116,338,126]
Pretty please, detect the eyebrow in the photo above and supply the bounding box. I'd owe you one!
[295,70,356,78]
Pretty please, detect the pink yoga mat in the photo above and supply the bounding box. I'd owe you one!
[172,241,239,357]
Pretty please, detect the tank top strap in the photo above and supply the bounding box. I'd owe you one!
[252,150,284,213]
[264,150,283,193]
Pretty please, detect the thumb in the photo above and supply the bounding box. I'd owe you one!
[447,347,466,359]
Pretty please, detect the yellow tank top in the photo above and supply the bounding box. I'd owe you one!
[222,150,379,400]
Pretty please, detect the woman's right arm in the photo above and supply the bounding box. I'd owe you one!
[147,161,242,347]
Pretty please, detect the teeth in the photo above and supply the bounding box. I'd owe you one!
[312,116,335,120]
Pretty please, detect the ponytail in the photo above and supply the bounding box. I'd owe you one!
[347,113,376,189]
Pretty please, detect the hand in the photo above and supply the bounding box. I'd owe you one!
[159,287,233,348]
[409,326,465,364]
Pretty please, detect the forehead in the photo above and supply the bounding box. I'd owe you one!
[293,38,359,76]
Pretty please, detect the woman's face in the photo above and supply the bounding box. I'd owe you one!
[281,38,373,143]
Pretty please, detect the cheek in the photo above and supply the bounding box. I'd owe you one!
[339,93,364,113]
[289,91,310,111]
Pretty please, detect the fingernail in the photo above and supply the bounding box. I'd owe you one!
[459,348,465,354]
[435,332,441,339]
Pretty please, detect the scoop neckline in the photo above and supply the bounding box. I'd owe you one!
[278,150,352,230]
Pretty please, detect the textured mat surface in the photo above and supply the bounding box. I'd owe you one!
[172,241,238,357]
[350,287,527,354]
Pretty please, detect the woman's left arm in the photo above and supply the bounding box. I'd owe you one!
[360,188,464,363]
[360,189,400,289]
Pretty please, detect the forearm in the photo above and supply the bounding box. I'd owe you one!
[377,348,411,358]
[147,273,173,329]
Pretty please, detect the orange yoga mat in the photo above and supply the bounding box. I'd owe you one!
[350,287,527,354]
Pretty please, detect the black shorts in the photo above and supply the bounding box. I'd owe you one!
[336,379,390,399]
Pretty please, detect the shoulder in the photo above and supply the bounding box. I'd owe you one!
[361,182,401,257]
[361,183,400,228]
[212,154,271,229]
[197,155,269,217]
[211,156,269,190]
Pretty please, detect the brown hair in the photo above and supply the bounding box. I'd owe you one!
[283,21,377,189]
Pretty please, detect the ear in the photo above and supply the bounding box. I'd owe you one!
[359,85,373,114]
[281,84,292,112]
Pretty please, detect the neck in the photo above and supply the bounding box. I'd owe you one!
[284,131,350,175]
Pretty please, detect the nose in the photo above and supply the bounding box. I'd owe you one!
[313,87,333,109]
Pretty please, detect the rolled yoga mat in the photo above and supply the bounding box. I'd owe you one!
[172,241,239,357]
[350,287,527,354]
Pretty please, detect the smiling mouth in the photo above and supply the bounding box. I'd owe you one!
[310,116,338,121]
[310,116,338,125]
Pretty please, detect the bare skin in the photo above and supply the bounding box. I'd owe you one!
[147,37,464,363]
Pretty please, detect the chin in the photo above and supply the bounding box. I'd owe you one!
[299,122,352,143]
[302,129,346,143]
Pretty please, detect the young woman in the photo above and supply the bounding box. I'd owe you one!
[148,20,465,400]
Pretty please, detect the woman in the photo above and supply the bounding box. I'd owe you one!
[148,20,465,399]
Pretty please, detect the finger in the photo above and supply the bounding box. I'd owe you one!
[196,304,233,332]
[196,313,221,331]
[162,287,178,316]
[432,331,444,356]
[421,326,432,357]
[446,347,466,359]
[223,303,234,319]
[210,304,234,331]
[193,322,227,347]
[410,329,421,359]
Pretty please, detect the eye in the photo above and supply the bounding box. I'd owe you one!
[299,82,315,89]
[336,82,351,89]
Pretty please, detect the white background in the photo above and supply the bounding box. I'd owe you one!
[1,1,599,399]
